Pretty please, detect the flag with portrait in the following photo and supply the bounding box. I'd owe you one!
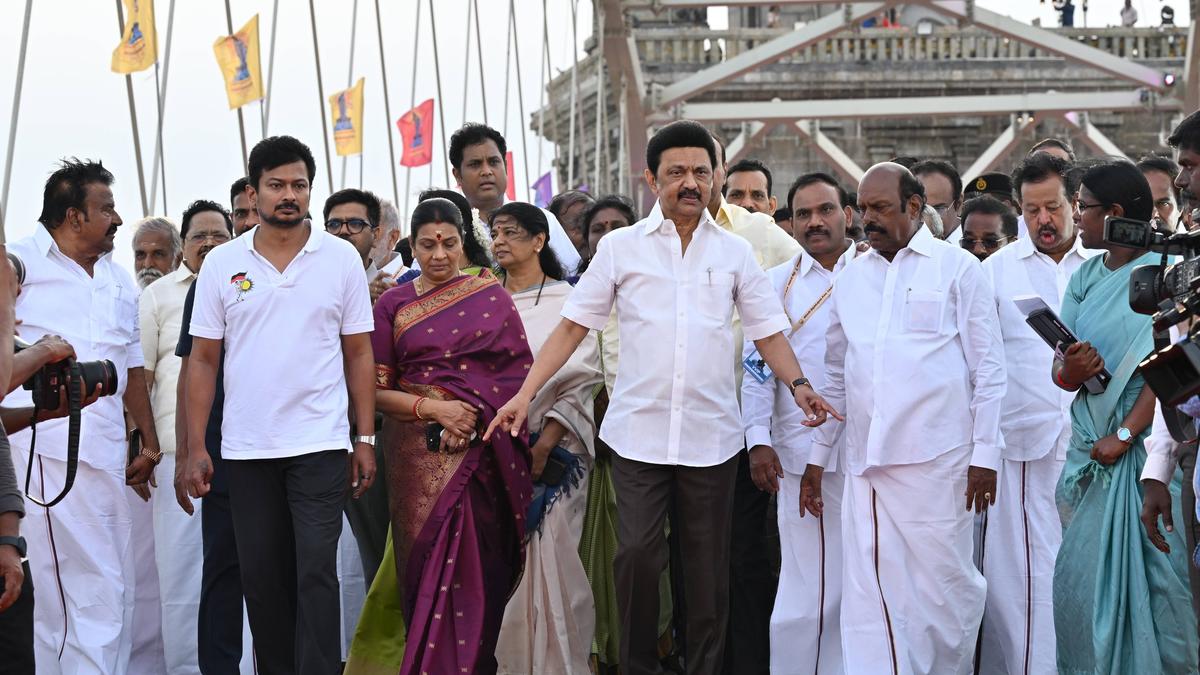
[111,0,157,74]
[397,98,435,167]
[212,15,265,109]
[330,77,365,156]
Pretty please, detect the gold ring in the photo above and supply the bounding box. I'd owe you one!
[984,492,992,500]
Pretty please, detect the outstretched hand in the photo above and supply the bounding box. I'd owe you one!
[793,385,844,427]
[483,394,531,441]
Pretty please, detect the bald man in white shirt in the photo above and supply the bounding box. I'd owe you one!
[806,162,1006,675]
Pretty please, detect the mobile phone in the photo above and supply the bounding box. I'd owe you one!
[128,428,142,466]
[425,423,445,452]
[539,455,569,486]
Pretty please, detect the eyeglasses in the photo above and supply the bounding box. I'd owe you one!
[187,231,231,244]
[324,218,374,234]
[960,235,1009,250]
[1076,202,1110,212]
[931,203,954,216]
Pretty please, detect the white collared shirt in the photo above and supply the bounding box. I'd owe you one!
[982,234,1096,461]
[562,201,790,467]
[190,226,374,461]
[811,226,1007,474]
[741,244,858,474]
[139,264,196,454]
[8,226,143,471]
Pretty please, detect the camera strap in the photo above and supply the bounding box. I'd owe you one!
[23,363,82,508]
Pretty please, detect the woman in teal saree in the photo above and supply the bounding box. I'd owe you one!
[1052,160,1198,674]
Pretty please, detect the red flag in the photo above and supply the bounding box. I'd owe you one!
[397,99,434,167]
[505,152,516,201]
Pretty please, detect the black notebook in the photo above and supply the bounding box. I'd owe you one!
[1013,295,1111,395]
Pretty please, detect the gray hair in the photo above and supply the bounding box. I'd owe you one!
[371,200,402,264]
[133,216,182,258]
[921,204,944,238]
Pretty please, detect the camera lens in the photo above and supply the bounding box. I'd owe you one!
[76,359,118,397]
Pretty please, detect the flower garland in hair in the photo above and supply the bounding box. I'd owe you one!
[470,207,498,271]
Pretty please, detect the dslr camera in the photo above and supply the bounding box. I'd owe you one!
[1104,216,1200,408]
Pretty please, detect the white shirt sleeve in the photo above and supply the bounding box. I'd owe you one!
[138,288,159,375]
[561,234,617,330]
[741,337,774,450]
[189,260,226,340]
[1142,400,1181,485]
[956,260,1006,471]
[340,250,375,335]
[733,245,790,341]
[810,291,846,469]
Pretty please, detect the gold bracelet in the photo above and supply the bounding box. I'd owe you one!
[414,396,427,421]
[139,445,163,465]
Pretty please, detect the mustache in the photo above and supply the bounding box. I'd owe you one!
[863,224,888,236]
[275,202,299,212]
[136,267,164,287]
[804,226,831,238]
[677,189,702,201]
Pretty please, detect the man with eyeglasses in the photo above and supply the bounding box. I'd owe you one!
[913,160,964,245]
[322,188,393,587]
[137,199,233,673]
[973,152,1096,674]
[959,196,1018,262]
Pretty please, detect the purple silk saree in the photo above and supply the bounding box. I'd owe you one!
[372,270,534,675]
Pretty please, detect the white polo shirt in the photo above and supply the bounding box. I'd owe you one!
[189,225,374,460]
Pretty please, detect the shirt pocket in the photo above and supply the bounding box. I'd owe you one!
[102,286,137,346]
[697,270,737,324]
[903,289,946,333]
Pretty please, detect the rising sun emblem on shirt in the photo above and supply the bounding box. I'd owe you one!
[230,271,254,301]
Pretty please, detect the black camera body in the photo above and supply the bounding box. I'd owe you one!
[13,337,118,409]
[1103,217,1200,408]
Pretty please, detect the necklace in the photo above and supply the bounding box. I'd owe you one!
[503,272,547,306]
[415,271,462,295]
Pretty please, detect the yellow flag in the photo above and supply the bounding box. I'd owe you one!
[329,78,365,157]
[212,15,265,110]
[111,0,157,74]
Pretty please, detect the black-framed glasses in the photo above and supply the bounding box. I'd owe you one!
[1076,201,1110,212]
[960,235,1009,250]
[187,231,231,244]
[324,218,374,234]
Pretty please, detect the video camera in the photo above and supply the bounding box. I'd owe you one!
[1103,216,1200,410]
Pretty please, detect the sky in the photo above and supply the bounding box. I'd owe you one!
[0,0,1186,273]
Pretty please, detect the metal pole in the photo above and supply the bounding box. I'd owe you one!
[502,0,513,141]
[373,0,400,206]
[340,0,360,191]
[472,0,487,124]
[543,0,561,188]
[566,0,578,188]
[461,0,473,125]
[428,0,450,188]
[307,0,335,195]
[149,0,176,215]
[0,0,34,237]
[510,5,532,201]
[263,0,279,134]
[223,0,249,175]
[117,0,150,217]
[402,0,422,227]
[536,0,547,182]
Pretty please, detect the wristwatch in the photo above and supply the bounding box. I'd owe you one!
[139,445,163,465]
[788,377,810,394]
[353,435,377,447]
[0,535,27,559]
[1116,427,1134,444]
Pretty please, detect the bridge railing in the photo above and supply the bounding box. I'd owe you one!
[634,26,1188,66]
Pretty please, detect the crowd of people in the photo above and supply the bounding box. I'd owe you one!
[0,110,1198,675]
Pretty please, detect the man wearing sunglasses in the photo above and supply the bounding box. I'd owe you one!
[959,196,1018,263]
[321,188,393,589]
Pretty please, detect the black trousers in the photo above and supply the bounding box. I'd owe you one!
[0,560,34,675]
[722,449,777,675]
[343,441,390,588]
[612,451,738,675]
[227,450,348,675]
[199,463,246,675]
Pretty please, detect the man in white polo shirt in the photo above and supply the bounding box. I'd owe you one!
[184,135,377,674]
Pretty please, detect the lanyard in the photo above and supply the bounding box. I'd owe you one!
[780,254,835,337]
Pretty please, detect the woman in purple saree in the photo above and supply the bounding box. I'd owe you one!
[362,198,534,675]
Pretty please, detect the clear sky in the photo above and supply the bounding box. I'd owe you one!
[0,0,1185,272]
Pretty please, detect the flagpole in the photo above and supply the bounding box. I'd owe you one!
[263,0,279,135]
[566,0,577,189]
[428,0,450,188]
[0,0,34,238]
[542,0,561,191]
[536,0,547,183]
[222,0,249,175]
[502,0,513,142]
[339,0,359,191]
[307,0,335,195]
[116,0,150,217]
[509,6,532,201]
[402,0,422,228]
[592,2,605,194]
[149,0,176,216]
[373,0,399,206]
[460,0,472,126]
[472,0,487,125]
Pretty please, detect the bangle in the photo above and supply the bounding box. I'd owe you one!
[413,396,427,421]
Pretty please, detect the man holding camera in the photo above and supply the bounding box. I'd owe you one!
[6,159,162,674]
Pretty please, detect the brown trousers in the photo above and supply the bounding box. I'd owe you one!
[611,451,738,675]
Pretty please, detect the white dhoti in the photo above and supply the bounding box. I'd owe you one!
[13,448,136,674]
[127,486,166,674]
[496,460,595,675]
[772,468,845,675]
[151,452,204,675]
[977,445,1064,675]
[841,446,986,675]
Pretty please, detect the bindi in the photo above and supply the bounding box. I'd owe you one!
[435,230,444,242]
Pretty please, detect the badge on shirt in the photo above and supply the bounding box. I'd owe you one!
[230,272,254,301]
[742,348,774,384]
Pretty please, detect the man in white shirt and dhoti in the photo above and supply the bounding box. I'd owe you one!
[741,172,858,674]
[805,162,1006,675]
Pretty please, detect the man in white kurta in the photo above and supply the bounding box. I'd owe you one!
[808,163,1006,675]
[741,172,858,674]
[976,152,1095,674]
